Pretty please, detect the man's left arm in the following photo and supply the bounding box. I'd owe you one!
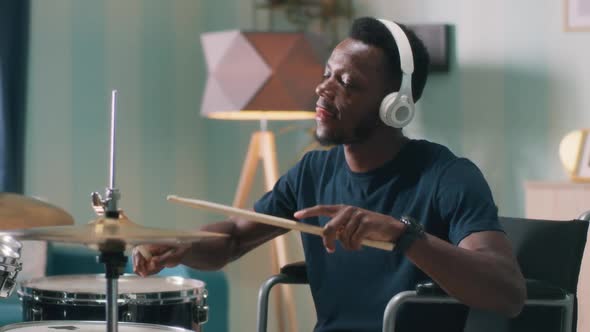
[294,205,525,317]
[417,158,526,316]
[404,228,526,317]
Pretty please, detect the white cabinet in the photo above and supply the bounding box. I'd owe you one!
[524,181,590,332]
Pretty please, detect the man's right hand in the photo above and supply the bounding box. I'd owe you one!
[132,244,191,277]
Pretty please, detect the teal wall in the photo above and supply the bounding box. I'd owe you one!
[23,1,590,331]
[26,0,257,227]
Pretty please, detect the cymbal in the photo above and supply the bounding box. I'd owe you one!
[0,214,227,248]
[0,193,74,230]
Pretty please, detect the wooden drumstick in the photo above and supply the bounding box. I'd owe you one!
[167,195,394,251]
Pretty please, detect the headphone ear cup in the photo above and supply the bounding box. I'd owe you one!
[380,92,398,127]
[380,92,415,128]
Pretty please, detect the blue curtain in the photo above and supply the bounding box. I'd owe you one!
[0,0,30,193]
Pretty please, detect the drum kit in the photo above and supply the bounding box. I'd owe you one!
[0,91,227,332]
[0,90,397,332]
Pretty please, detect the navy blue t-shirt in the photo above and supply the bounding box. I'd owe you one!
[254,139,502,332]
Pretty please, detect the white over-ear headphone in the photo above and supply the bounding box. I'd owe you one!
[377,19,415,128]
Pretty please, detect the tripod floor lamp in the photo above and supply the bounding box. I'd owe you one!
[200,30,326,332]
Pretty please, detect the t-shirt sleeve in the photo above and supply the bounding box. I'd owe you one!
[253,155,305,220]
[435,158,503,245]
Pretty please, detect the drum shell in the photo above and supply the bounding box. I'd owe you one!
[21,298,199,330]
[18,275,207,331]
[0,320,193,332]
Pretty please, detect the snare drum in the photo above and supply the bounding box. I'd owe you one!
[0,321,192,332]
[18,274,208,331]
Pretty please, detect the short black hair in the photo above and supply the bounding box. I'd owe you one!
[349,17,430,102]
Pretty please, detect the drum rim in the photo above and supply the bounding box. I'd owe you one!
[18,274,206,305]
[0,320,192,331]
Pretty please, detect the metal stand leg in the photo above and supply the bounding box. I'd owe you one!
[99,242,127,332]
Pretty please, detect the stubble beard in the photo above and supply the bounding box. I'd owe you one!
[314,114,381,146]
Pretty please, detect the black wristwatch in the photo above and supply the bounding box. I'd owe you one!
[395,216,425,253]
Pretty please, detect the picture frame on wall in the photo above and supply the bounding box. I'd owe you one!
[565,0,590,31]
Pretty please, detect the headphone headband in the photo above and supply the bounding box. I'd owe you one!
[377,19,414,75]
[376,18,416,128]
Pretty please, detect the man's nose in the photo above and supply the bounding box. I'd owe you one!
[315,80,335,100]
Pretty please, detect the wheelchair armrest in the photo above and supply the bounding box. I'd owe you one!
[415,281,448,296]
[383,286,460,332]
[415,279,567,300]
[279,261,308,284]
[525,279,567,300]
[384,279,574,332]
[257,262,308,332]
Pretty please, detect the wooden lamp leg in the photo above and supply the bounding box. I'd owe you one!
[232,132,261,208]
[232,130,298,332]
[259,131,298,332]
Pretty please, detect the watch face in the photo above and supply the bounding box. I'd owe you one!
[401,216,415,225]
[400,216,425,234]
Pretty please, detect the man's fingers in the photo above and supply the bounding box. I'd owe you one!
[153,248,180,267]
[132,244,180,277]
[322,207,356,252]
[340,210,363,250]
[136,257,155,277]
[132,247,146,274]
[294,205,371,252]
[136,245,153,260]
[294,205,342,219]
[350,222,369,250]
[146,259,162,274]
[153,244,191,268]
[151,245,176,256]
[322,237,336,253]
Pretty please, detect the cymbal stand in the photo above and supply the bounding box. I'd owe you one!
[98,241,128,332]
[91,89,121,219]
[94,89,125,332]
[95,89,121,219]
[99,242,127,332]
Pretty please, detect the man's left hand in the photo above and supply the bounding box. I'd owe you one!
[294,205,404,252]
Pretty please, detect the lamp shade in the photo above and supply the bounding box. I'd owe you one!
[559,129,590,182]
[200,30,327,120]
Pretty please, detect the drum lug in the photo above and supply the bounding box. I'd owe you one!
[193,289,209,325]
[0,236,22,298]
[31,305,43,321]
[194,304,209,325]
[0,273,16,298]
[122,310,134,322]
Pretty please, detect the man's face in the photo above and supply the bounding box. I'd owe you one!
[314,38,391,146]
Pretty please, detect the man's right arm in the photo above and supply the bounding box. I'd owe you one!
[182,217,289,270]
[133,217,288,276]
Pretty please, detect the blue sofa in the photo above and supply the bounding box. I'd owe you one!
[1,243,229,331]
